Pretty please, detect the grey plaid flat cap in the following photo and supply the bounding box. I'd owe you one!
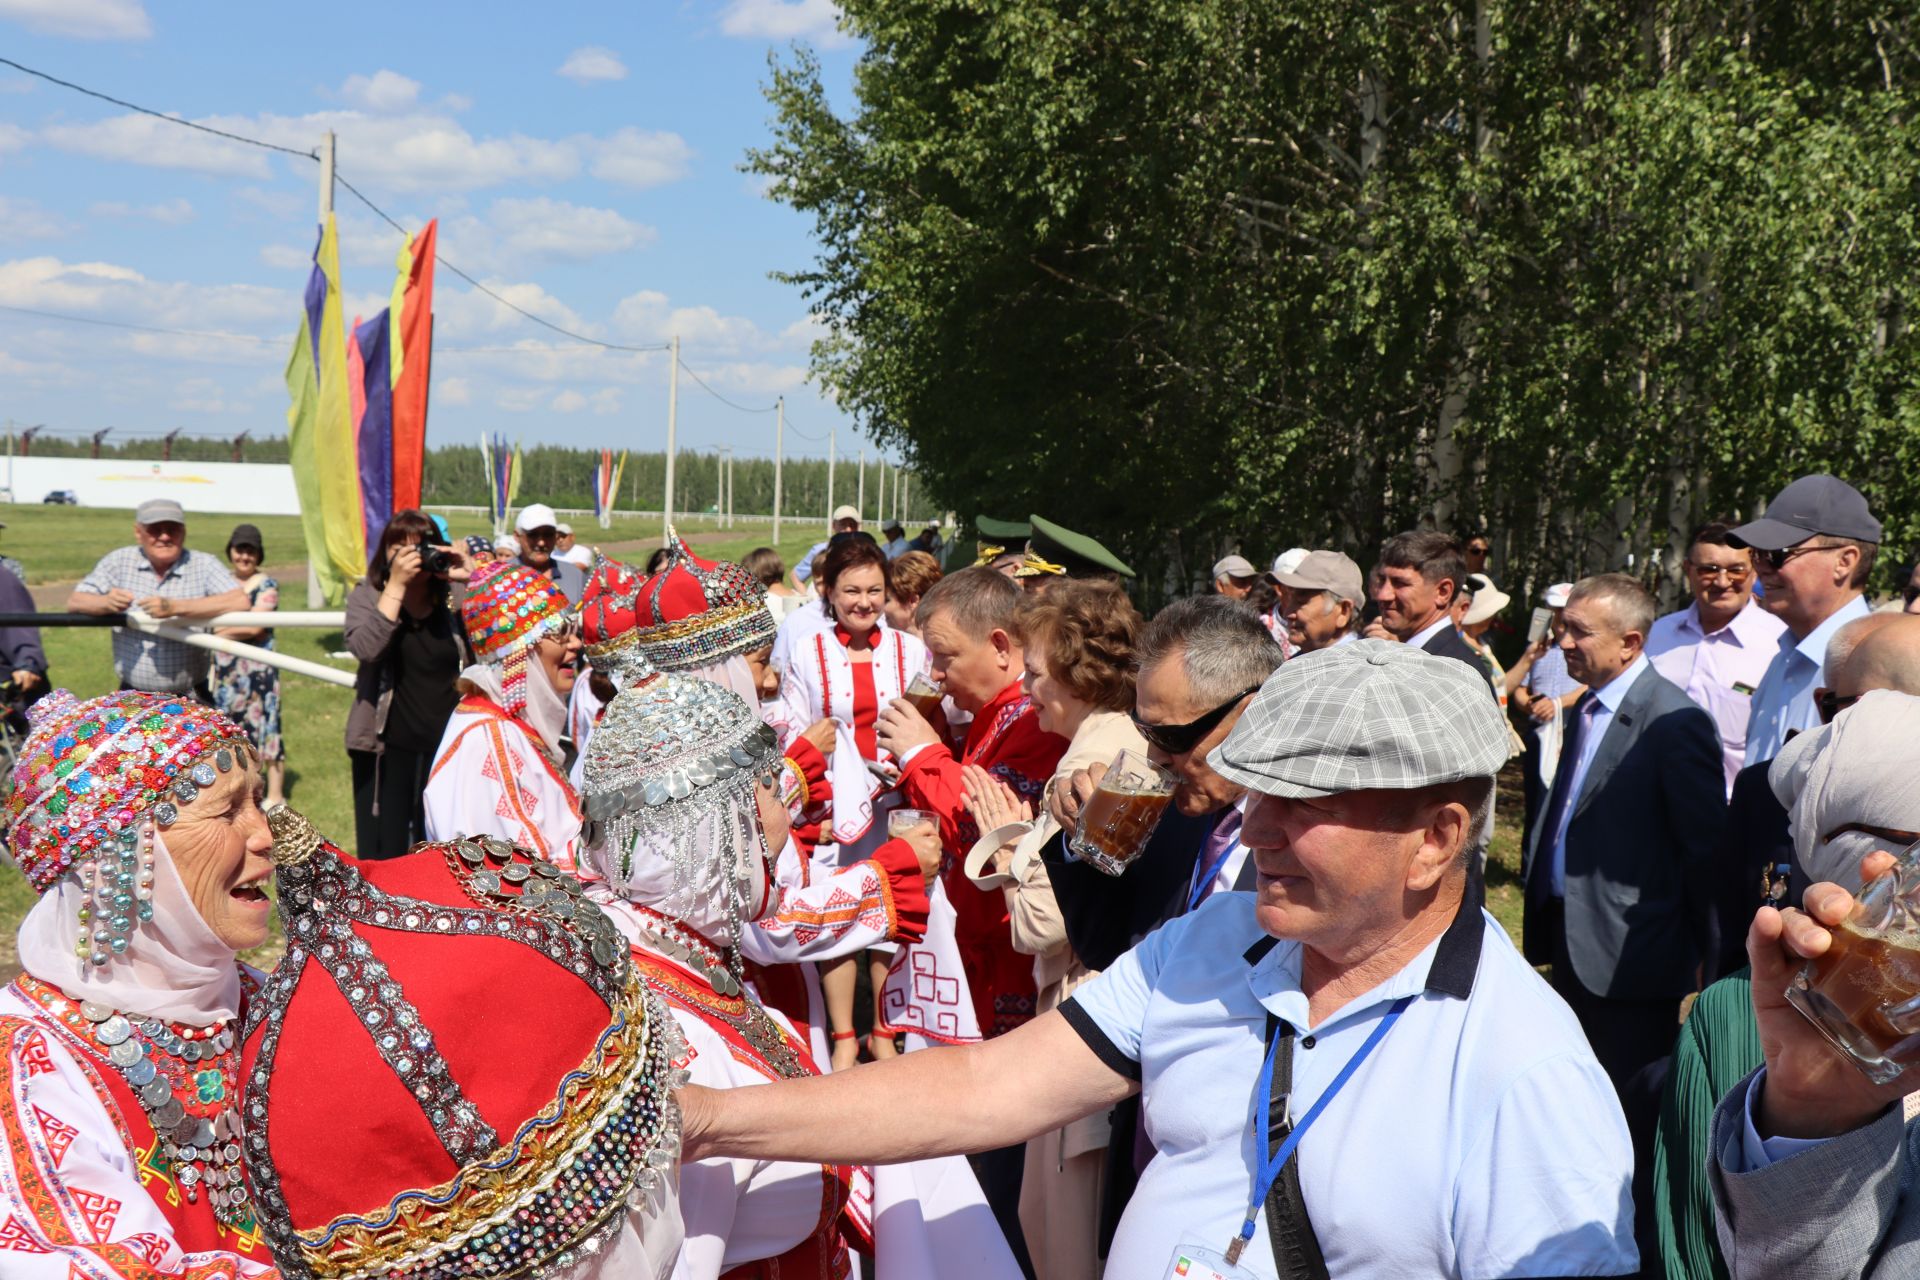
[1209,638,1509,797]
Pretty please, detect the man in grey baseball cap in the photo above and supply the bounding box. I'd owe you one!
[674,637,1637,1277]
[1272,549,1365,654]
[1730,474,1882,761]
[1209,553,1258,600]
[67,496,246,700]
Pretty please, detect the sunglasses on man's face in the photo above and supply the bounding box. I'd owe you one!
[1131,686,1258,756]
[1817,689,1862,724]
[1753,541,1841,574]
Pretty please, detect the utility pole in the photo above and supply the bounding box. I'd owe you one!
[662,334,679,543]
[772,397,785,545]
[857,445,866,522]
[825,429,836,530]
[308,130,337,609]
[90,428,112,460]
[903,471,910,525]
[877,458,887,526]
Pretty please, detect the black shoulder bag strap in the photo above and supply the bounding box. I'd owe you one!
[1261,1011,1332,1280]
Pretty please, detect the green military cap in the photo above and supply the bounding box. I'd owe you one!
[975,515,1032,541]
[949,515,1033,571]
[1016,514,1136,580]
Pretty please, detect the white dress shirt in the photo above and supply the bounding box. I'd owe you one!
[1646,600,1788,794]
[1546,655,1649,897]
[1406,614,1454,650]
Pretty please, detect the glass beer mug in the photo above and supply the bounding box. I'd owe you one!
[1787,838,1920,1085]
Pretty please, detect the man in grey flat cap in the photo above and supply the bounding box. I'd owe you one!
[676,640,1638,1279]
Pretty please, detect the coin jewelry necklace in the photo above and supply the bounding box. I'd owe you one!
[21,975,253,1228]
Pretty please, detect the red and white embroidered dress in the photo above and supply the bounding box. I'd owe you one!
[423,696,584,871]
[775,624,930,860]
[0,979,277,1279]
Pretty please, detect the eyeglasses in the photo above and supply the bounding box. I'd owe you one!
[1753,542,1842,574]
[1821,822,1920,848]
[1817,689,1861,723]
[1131,685,1258,756]
[1685,561,1752,583]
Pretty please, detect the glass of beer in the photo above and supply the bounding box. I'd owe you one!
[1787,839,1920,1084]
[1069,749,1177,876]
[903,673,944,720]
[889,808,937,840]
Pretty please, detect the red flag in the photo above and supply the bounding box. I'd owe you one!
[389,219,437,513]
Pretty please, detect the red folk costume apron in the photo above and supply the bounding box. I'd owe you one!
[2,973,267,1262]
[628,933,861,1279]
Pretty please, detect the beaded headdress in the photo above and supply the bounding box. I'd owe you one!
[460,560,573,718]
[4,689,253,965]
[580,671,782,880]
[241,808,684,1279]
[578,553,653,682]
[629,528,777,672]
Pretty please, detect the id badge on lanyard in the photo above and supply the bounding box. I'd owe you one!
[1166,994,1416,1275]
[1160,1242,1263,1280]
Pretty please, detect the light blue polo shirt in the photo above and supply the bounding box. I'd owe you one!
[1061,885,1637,1279]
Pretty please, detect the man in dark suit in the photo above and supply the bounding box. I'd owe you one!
[1367,528,1494,690]
[1522,572,1723,1274]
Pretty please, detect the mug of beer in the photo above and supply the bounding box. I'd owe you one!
[1069,749,1177,876]
[1787,838,1920,1084]
[890,808,937,840]
[903,673,944,721]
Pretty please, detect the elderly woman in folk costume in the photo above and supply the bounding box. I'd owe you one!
[578,666,1020,1279]
[0,690,277,1274]
[234,809,684,1280]
[423,560,585,868]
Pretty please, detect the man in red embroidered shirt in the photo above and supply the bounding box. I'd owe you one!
[879,567,1068,1042]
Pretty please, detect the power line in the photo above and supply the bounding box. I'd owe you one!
[676,358,778,414]
[4,57,669,357]
[0,302,656,357]
[0,56,320,161]
[332,172,669,354]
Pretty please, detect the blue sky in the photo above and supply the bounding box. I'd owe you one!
[0,0,877,462]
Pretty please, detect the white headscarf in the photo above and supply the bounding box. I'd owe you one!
[461,657,570,759]
[15,830,241,1026]
[684,655,762,709]
[1770,689,1920,890]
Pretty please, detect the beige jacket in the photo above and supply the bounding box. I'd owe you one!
[965,709,1149,1012]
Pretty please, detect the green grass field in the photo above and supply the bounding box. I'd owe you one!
[0,503,1531,976]
[0,506,853,974]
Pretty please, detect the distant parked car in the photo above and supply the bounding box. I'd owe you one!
[42,490,77,505]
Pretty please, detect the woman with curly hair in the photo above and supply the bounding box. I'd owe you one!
[957,577,1144,1280]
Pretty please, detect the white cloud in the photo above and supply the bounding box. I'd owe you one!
[437,278,597,340]
[551,387,623,414]
[258,244,311,271]
[0,197,69,239]
[478,197,654,263]
[43,114,274,179]
[591,128,694,189]
[336,70,421,113]
[0,0,151,39]
[557,46,627,84]
[778,312,829,348]
[90,197,195,225]
[438,376,473,406]
[614,289,764,356]
[234,185,303,218]
[169,376,246,414]
[0,256,291,362]
[719,0,845,45]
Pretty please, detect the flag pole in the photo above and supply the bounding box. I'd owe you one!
[662,334,679,544]
[308,130,336,609]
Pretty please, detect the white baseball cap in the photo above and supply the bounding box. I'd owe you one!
[1270,547,1310,578]
[555,521,572,536]
[1212,554,1257,582]
[515,503,559,533]
[1542,582,1573,609]
[832,505,861,524]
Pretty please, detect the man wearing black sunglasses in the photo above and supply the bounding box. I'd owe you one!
[1728,474,1881,763]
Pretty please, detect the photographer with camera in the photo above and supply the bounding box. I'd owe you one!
[345,508,472,860]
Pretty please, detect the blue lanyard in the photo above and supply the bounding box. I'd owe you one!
[1188,839,1241,912]
[1232,994,1416,1258]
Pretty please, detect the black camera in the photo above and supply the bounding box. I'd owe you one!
[420,544,457,576]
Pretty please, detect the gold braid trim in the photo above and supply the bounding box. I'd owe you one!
[1012,550,1066,578]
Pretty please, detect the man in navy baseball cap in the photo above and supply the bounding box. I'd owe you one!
[1730,474,1882,760]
